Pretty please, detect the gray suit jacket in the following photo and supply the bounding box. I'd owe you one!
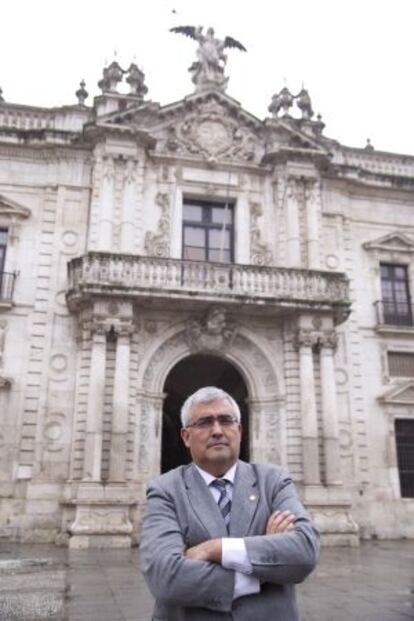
[140,461,319,620]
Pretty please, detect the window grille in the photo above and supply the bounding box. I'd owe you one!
[380,263,412,325]
[388,352,414,377]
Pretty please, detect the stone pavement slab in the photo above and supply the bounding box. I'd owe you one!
[0,540,413,620]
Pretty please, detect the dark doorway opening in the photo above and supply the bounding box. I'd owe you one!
[161,354,249,473]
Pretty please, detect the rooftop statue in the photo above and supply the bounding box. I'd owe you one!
[170,26,246,92]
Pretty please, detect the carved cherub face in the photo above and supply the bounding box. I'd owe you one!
[206,309,225,334]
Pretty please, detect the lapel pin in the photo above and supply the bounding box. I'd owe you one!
[249,494,257,501]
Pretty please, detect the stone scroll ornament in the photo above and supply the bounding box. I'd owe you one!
[170,26,246,92]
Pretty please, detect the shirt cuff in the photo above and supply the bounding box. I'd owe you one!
[222,539,260,600]
[222,537,253,574]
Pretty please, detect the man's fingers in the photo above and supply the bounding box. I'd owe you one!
[266,510,296,534]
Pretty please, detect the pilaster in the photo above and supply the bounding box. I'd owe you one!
[320,331,342,485]
[286,178,301,267]
[109,321,134,482]
[296,328,320,484]
[304,179,321,269]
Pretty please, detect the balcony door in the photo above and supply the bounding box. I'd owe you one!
[380,263,412,325]
[161,353,249,474]
[182,199,234,263]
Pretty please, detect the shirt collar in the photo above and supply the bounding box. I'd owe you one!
[194,462,238,486]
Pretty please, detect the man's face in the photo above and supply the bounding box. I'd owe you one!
[181,398,242,476]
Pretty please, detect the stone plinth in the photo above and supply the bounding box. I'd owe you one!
[301,484,360,547]
[68,483,135,549]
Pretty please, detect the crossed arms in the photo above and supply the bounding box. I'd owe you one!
[140,468,319,612]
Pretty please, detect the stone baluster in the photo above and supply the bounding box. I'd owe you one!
[98,156,115,251]
[120,159,137,253]
[305,179,320,269]
[297,329,320,484]
[286,179,301,267]
[109,323,133,482]
[320,331,342,485]
[83,323,107,481]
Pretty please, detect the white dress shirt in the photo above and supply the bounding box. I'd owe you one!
[195,464,261,599]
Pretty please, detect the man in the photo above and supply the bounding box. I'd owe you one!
[140,386,319,620]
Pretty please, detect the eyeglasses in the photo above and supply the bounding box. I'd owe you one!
[186,414,238,430]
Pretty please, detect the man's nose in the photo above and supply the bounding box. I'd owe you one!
[210,420,224,433]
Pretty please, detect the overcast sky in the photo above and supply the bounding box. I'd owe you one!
[1,0,413,155]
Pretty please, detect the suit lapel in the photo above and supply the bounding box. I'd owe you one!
[184,464,228,538]
[229,461,260,537]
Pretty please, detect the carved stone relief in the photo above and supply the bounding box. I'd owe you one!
[249,202,273,266]
[185,307,236,353]
[144,192,170,257]
[157,99,260,164]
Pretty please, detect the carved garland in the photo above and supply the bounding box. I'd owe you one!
[144,192,171,257]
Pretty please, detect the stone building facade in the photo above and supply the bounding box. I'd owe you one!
[0,39,413,547]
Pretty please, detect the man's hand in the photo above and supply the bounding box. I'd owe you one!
[185,538,222,563]
[266,510,296,535]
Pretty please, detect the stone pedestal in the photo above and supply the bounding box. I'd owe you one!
[301,484,360,546]
[68,483,135,549]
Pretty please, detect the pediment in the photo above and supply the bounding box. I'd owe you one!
[264,118,328,157]
[363,232,414,253]
[379,381,414,405]
[96,90,327,165]
[0,194,31,220]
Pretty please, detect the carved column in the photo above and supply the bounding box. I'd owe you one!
[109,323,133,482]
[120,159,137,253]
[305,179,320,269]
[286,179,301,267]
[83,324,107,481]
[297,330,320,484]
[98,156,115,251]
[320,331,342,485]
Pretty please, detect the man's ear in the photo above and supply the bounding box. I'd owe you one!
[181,427,190,448]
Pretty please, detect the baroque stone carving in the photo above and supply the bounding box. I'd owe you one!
[144,193,170,257]
[295,329,318,349]
[319,330,338,350]
[250,202,272,266]
[160,101,258,163]
[185,307,236,353]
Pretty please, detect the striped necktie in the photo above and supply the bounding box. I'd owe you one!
[211,478,231,531]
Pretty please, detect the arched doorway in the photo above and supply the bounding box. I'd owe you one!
[161,353,249,473]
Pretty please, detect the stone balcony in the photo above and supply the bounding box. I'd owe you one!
[66,252,351,321]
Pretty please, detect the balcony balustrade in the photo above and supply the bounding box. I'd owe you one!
[67,252,350,318]
[374,300,414,327]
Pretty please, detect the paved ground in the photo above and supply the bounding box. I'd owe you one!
[0,540,413,620]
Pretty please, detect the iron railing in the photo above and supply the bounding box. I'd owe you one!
[374,300,414,327]
[0,271,17,302]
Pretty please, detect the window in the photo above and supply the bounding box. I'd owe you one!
[182,200,234,263]
[0,228,6,273]
[388,352,414,377]
[380,263,412,325]
[0,228,7,299]
[395,419,414,497]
